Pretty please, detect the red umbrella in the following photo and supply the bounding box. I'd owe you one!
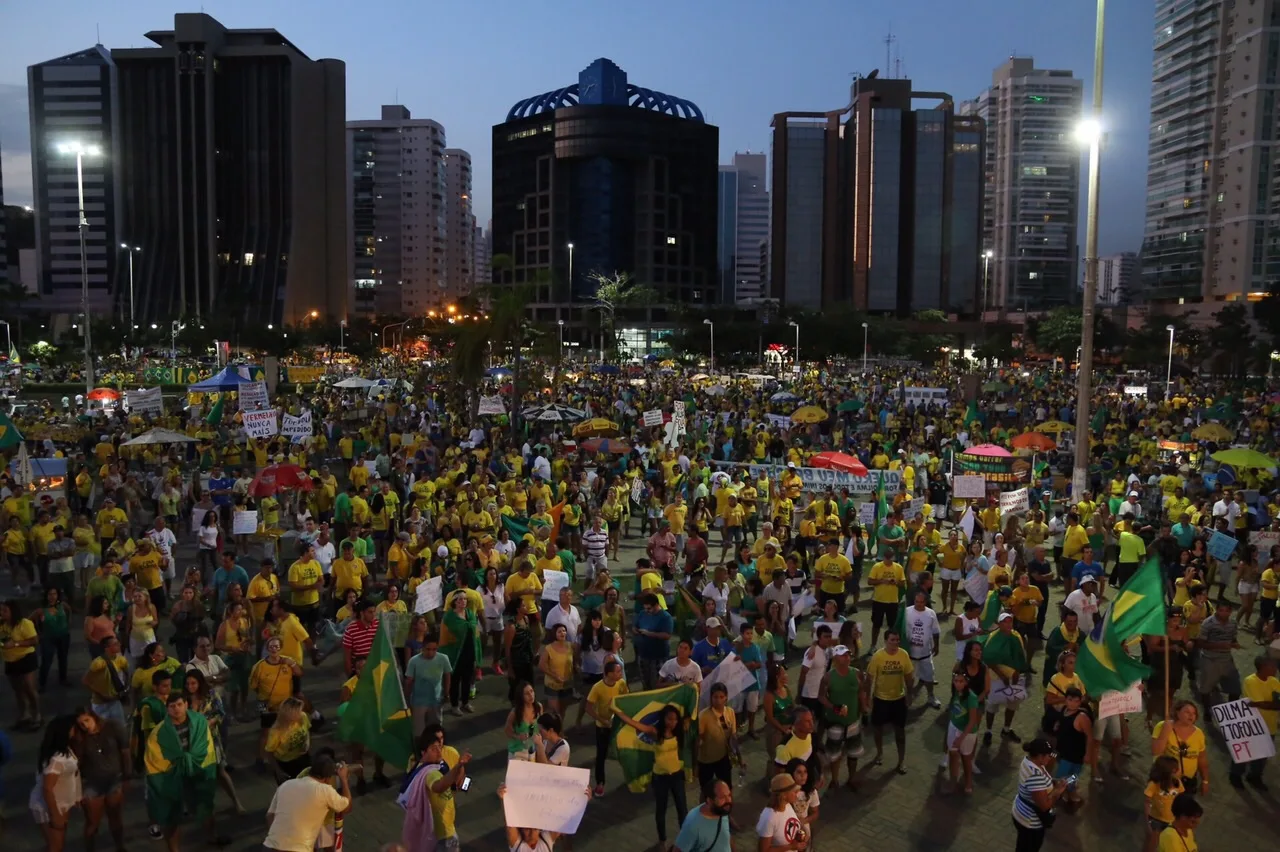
[87,388,121,401]
[248,464,314,498]
[808,451,869,476]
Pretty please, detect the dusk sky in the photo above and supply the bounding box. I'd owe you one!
[0,0,1154,257]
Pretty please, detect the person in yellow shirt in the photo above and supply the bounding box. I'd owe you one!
[130,539,165,607]
[867,549,907,649]
[2,516,31,592]
[1235,656,1280,786]
[332,541,370,600]
[287,544,324,627]
[755,539,785,584]
[866,631,914,772]
[1009,573,1043,638]
[0,600,40,727]
[246,559,280,628]
[95,497,128,553]
[814,539,852,610]
[1060,513,1089,584]
[717,493,746,564]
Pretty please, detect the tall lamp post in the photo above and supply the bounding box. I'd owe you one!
[170,320,185,365]
[1165,324,1176,400]
[982,249,994,315]
[557,319,565,361]
[788,320,800,371]
[1072,0,1107,498]
[704,319,715,373]
[339,319,346,355]
[567,242,574,293]
[119,244,140,336]
[861,322,869,374]
[56,140,102,394]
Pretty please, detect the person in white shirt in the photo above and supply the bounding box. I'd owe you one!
[658,640,704,685]
[1047,510,1067,574]
[263,752,351,852]
[544,588,582,645]
[1064,576,1100,635]
[185,636,231,694]
[904,591,942,708]
[533,713,571,767]
[581,517,610,581]
[312,528,337,578]
[1212,496,1239,527]
[1120,492,1144,521]
[146,516,179,596]
[799,625,833,707]
[700,566,732,619]
[755,773,807,851]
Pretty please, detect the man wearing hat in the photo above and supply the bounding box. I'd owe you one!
[755,538,785,585]
[982,612,1029,745]
[692,617,734,677]
[1064,575,1100,636]
[818,643,867,789]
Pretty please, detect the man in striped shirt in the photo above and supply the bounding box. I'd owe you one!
[582,516,610,582]
[341,600,380,676]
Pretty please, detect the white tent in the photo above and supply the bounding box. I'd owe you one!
[333,377,377,389]
[122,428,199,446]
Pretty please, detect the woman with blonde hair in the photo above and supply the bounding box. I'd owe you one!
[265,696,312,782]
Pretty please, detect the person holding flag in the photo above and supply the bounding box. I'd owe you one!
[981,613,1029,745]
[337,615,414,777]
[1075,555,1169,708]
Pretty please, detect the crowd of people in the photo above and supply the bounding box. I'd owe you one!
[0,360,1276,851]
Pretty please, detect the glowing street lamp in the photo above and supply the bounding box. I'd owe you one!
[55,139,103,393]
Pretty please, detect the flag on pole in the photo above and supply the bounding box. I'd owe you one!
[609,683,698,792]
[963,400,981,427]
[336,621,414,770]
[205,394,225,426]
[7,345,20,365]
[1076,555,1167,695]
[0,411,23,450]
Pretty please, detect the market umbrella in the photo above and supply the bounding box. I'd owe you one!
[333,377,377,389]
[771,391,800,403]
[962,443,1013,458]
[87,388,121,401]
[691,373,711,382]
[249,463,315,498]
[1010,432,1056,452]
[791,405,828,425]
[808,451,869,476]
[982,381,1012,393]
[704,385,727,396]
[580,437,632,455]
[122,428,198,446]
[522,404,586,422]
[1210,448,1279,469]
[1192,423,1233,442]
[1035,420,1073,434]
[836,399,865,413]
[572,418,621,438]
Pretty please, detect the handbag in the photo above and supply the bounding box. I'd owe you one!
[1019,794,1056,829]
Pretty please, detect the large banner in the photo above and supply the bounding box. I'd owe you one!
[125,386,163,416]
[901,387,948,407]
[285,366,325,385]
[721,462,901,496]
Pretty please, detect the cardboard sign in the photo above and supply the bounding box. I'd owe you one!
[630,476,644,504]
[1207,530,1238,561]
[1211,699,1277,764]
[698,652,757,709]
[125,386,164,416]
[999,488,1030,515]
[239,380,269,411]
[242,409,279,438]
[1097,683,1144,719]
[281,410,312,441]
[905,497,926,519]
[502,760,591,834]
[478,395,506,416]
[1252,530,1280,566]
[232,510,259,535]
[858,502,876,525]
[541,569,571,601]
[413,576,443,614]
[643,409,664,427]
[953,475,987,499]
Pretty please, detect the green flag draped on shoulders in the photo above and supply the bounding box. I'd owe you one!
[337,621,414,771]
[1077,556,1167,695]
[609,683,699,792]
[144,708,218,827]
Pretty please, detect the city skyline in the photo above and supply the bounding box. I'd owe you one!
[0,0,1155,260]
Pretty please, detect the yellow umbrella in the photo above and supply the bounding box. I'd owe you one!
[1191,423,1232,441]
[1036,420,1073,434]
[572,418,621,438]
[791,405,829,424]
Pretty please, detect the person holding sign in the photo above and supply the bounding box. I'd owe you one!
[1152,701,1209,795]
[1232,655,1280,789]
[497,780,591,852]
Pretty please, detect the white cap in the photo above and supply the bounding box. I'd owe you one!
[436,545,449,558]
[705,617,723,630]
[1080,574,1097,585]
[832,644,851,656]
[1128,490,1138,497]
[787,462,796,469]
[997,612,1013,623]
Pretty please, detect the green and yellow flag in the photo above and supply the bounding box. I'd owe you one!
[144,709,218,826]
[610,683,698,792]
[337,620,413,770]
[205,394,225,426]
[1076,555,1167,695]
[0,412,22,450]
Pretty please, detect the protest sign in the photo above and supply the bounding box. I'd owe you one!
[858,501,876,525]
[630,476,644,504]
[1097,684,1144,719]
[1207,531,1238,561]
[725,463,901,497]
[380,611,411,647]
[232,510,258,535]
[953,475,986,499]
[905,497,926,519]
[477,395,506,416]
[791,590,817,618]
[502,760,591,834]
[963,568,988,604]
[239,380,269,411]
[901,387,948,407]
[413,576,444,614]
[643,409,664,427]
[125,386,163,416]
[765,413,793,429]
[999,488,1030,514]
[958,507,976,540]
[281,410,312,441]
[698,652,758,709]
[542,569,571,601]
[1211,699,1277,764]
[242,409,278,439]
[1252,530,1280,566]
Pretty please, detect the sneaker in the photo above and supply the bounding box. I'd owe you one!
[462,702,475,714]
[1002,729,1022,743]
[450,705,463,717]
[927,697,942,709]
[593,784,606,798]
[148,824,163,840]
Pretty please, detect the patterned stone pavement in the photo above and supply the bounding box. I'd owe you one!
[0,532,1274,851]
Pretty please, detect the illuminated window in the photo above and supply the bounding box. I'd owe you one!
[667,236,677,245]
[1021,166,1048,177]
[243,253,254,266]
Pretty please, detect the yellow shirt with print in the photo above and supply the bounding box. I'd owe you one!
[288,559,323,608]
[867,648,914,700]
[868,560,906,604]
[815,553,852,594]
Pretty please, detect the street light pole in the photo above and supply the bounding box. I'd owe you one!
[1072,0,1107,498]
[704,319,715,373]
[861,322,869,374]
[58,141,102,394]
[339,319,346,355]
[120,244,139,337]
[788,320,799,371]
[171,320,185,365]
[982,250,993,316]
[557,319,565,361]
[567,242,574,295]
[1165,324,1176,400]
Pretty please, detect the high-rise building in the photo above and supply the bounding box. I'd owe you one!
[103,13,347,326]
[443,148,474,302]
[770,75,985,315]
[492,57,719,338]
[1098,252,1139,305]
[959,58,1082,313]
[1140,0,1280,302]
[27,45,119,314]
[717,152,769,304]
[473,221,491,286]
[348,105,447,316]
[0,139,6,289]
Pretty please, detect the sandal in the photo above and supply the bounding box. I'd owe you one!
[895,765,908,776]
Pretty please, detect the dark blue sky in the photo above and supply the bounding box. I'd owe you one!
[0,0,1154,257]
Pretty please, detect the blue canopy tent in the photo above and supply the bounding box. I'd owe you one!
[187,366,258,391]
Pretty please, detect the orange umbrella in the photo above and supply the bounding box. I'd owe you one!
[87,388,121,401]
[808,451,869,476]
[1010,432,1056,452]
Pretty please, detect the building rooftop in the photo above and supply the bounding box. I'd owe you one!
[506,57,703,122]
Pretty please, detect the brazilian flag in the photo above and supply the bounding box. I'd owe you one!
[0,412,23,451]
[205,394,225,426]
[1076,555,1167,695]
[337,620,413,770]
[609,683,699,792]
[500,501,564,547]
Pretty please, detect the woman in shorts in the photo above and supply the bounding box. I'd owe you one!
[945,671,980,793]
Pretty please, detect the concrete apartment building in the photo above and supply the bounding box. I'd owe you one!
[1098,252,1139,305]
[473,221,491,287]
[443,148,475,303]
[959,57,1082,313]
[717,152,769,304]
[348,105,448,316]
[1140,0,1280,305]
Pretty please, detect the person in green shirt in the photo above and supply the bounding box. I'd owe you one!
[333,485,354,540]
[555,536,577,585]
[946,670,981,793]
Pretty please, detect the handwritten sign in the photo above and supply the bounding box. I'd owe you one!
[999,488,1030,515]
[242,409,278,439]
[413,576,443,614]
[630,476,644,504]
[1211,699,1276,764]
[541,569,570,601]
[698,652,757,709]
[905,497,926,519]
[1252,530,1280,566]
[643,409,664,427]
[502,760,591,834]
[1097,683,1144,719]
[232,510,258,535]
[857,502,876,526]
[239,380,269,411]
[478,395,506,416]
[281,410,312,441]
[953,475,986,499]
[1207,530,1239,561]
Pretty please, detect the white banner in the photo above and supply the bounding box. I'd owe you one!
[478,395,507,416]
[901,387,948,407]
[698,652,757,709]
[232,510,258,535]
[630,476,644,504]
[239,380,269,411]
[999,488,1029,515]
[725,463,902,497]
[413,576,444,614]
[1097,684,1144,719]
[643,409,664,427]
[242,409,278,438]
[281,410,312,441]
[125,386,163,416]
[502,760,590,834]
[1212,699,1277,764]
[1123,385,1148,397]
[953,475,986,499]
[765,413,792,429]
[542,569,571,601]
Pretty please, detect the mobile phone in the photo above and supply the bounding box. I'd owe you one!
[460,776,472,792]
[1064,774,1078,790]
